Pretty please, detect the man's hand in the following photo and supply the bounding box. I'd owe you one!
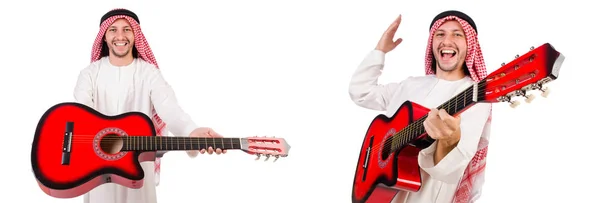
[375,14,403,53]
[423,109,461,165]
[189,127,227,155]
[423,109,461,146]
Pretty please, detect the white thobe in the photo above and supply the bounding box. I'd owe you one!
[348,50,492,203]
[73,56,199,203]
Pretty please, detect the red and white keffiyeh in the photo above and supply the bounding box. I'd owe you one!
[91,8,166,187]
[424,15,493,203]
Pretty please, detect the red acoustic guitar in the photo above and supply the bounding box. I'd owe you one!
[31,102,291,199]
[351,43,565,203]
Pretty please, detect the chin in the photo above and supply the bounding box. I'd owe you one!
[436,61,457,72]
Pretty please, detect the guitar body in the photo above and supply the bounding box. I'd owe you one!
[31,102,157,198]
[352,100,434,203]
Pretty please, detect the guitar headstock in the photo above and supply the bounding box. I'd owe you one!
[241,136,291,162]
[476,43,565,108]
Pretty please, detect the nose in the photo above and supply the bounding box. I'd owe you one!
[114,30,127,40]
[441,35,453,46]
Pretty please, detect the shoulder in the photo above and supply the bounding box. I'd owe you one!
[135,58,162,77]
[134,59,168,85]
[78,57,104,76]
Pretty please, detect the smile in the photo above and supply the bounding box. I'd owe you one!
[113,42,128,46]
[440,49,456,60]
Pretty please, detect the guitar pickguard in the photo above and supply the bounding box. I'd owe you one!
[93,127,129,161]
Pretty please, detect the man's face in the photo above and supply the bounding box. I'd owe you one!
[104,19,135,58]
[432,20,467,73]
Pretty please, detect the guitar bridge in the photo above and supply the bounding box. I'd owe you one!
[361,136,374,182]
[61,121,74,165]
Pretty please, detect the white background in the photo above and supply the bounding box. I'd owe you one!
[0,0,595,202]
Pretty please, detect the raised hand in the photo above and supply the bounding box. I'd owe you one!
[375,14,403,53]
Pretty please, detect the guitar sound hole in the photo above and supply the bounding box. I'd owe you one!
[100,134,124,155]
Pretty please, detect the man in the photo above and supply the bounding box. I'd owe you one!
[74,8,226,203]
[348,10,493,203]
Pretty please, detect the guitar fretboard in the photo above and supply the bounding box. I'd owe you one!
[389,84,480,151]
[120,137,243,151]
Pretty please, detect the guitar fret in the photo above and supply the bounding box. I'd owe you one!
[453,95,457,114]
[463,89,467,108]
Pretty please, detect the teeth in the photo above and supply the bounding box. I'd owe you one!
[441,50,456,54]
[114,43,127,46]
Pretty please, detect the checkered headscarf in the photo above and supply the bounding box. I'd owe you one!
[424,10,493,203]
[91,8,166,187]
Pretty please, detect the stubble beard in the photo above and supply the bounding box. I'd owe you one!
[436,60,458,72]
[111,48,131,58]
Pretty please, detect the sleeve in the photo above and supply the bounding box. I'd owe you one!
[148,69,198,138]
[348,49,403,111]
[417,102,492,184]
[73,67,94,107]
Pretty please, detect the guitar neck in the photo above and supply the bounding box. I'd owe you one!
[121,136,244,151]
[390,83,481,151]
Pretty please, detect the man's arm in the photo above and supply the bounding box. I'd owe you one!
[148,69,200,157]
[73,67,95,107]
[348,50,403,111]
[418,103,492,184]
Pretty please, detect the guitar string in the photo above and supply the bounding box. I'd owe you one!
[44,135,283,152]
[53,136,245,150]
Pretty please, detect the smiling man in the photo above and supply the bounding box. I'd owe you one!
[348,10,493,203]
[73,8,227,203]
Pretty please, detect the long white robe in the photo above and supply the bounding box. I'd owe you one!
[349,50,491,203]
[73,56,199,203]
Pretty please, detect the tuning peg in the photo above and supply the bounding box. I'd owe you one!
[515,54,520,59]
[530,46,534,50]
[540,87,550,98]
[498,96,518,108]
[501,62,505,66]
[509,100,521,108]
[255,154,261,161]
[264,154,270,161]
[524,94,536,103]
[516,90,535,103]
[273,155,279,163]
[514,90,534,103]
